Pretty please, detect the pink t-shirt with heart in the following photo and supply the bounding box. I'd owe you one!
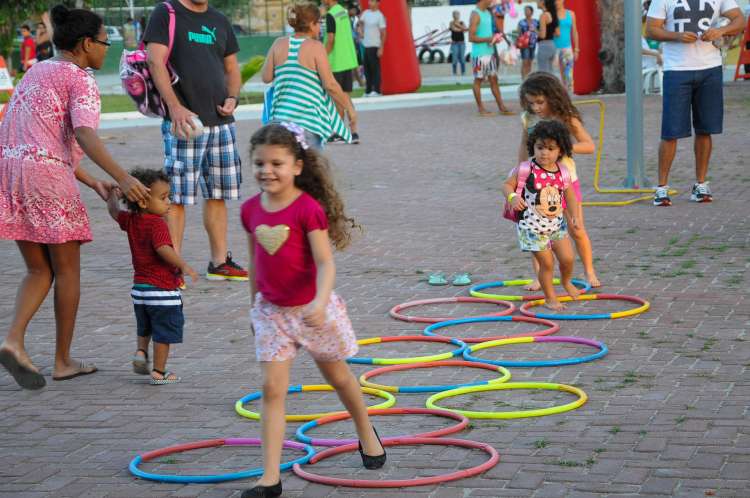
[241,192,328,306]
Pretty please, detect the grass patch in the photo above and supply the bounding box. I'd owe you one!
[680,260,697,269]
[534,438,548,449]
[701,338,717,351]
[675,415,686,424]
[99,82,507,114]
[609,426,621,434]
[638,331,649,338]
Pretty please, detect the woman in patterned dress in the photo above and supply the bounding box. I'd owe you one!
[0,5,149,390]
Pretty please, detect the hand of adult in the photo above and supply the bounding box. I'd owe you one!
[700,28,723,42]
[656,53,663,66]
[217,97,237,117]
[118,174,150,203]
[92,179,117,201]
[676,32,699,43]
[169,104,198,140]
[574,49,580,61]
[377,47,383,58]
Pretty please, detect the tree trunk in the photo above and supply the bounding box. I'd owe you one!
[598,0,625,93]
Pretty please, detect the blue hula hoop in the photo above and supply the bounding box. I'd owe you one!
[463,336,608,367]
[129,437,315,484]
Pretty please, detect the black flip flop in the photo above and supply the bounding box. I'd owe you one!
[52,361,98,381]
[0,349,46,390]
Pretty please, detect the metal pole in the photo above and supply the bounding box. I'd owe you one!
[624,0,647,188]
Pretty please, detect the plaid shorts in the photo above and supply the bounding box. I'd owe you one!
[161,120,242,205]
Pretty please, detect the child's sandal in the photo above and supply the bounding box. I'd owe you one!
[150,368,180,385]
[132,348,150,375]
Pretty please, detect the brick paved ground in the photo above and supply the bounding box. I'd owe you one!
[1,85,749,498]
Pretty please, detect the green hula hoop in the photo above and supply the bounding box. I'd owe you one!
[236,384,396,422]
[469,278,591,301]
[425,382,587,419]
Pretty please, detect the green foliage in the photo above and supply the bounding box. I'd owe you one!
[0,0,49,63]
[241,55,265,85]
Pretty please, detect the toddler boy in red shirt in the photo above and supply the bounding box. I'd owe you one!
[108,169,197,385]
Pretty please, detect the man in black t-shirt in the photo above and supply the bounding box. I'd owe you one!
[144,0,248,282]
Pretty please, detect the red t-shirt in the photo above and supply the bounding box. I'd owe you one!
[240,192,329,307]
[21,36,36,64]
[117,211,180,289]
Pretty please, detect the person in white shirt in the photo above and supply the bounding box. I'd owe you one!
[358,0,386,96]
[646,0,745,206]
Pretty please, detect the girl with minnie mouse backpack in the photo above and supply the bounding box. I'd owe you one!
[503,120,580,312]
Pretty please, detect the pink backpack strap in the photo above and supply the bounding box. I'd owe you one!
[137,1,175,63]
[164,2,175,62]
[558,161,572,190]
[515,161,532,195]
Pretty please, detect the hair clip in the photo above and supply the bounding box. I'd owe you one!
[279,121,310,150]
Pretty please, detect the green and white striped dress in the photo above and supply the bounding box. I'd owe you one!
[270,37,351,143]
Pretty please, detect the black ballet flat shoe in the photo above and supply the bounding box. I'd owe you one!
[241,481,282,498]
[359,426,387,470]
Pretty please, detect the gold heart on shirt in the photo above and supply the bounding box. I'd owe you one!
[255,224,290,255]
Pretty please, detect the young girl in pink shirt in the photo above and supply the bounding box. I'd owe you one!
[240,122,385,498]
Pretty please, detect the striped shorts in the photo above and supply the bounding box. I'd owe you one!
[131,285,184,344]
[161,120,242,205]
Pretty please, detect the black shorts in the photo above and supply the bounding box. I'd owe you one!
[334,70,353,93]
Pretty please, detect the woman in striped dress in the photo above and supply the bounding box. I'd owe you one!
[261,2,355,148]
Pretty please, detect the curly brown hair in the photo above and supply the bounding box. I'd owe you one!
[527,119,574,159]
[125,168,170,213]
[250,124,359,250]
[519,71,582,127]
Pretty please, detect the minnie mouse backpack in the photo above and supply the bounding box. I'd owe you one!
[119,2,178,118]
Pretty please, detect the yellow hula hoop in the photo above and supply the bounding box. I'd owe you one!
[425,382,588,419]
[235,384,396,422]
[575,99,678,206]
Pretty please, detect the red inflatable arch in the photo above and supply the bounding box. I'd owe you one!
[568,0,602,95]
[361,0,421,95]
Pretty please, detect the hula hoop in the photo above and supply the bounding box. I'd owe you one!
[292,437,499,488]
[423,315,560,344]
[389,296,515,323]
[519,293,650,320]
[346,335,467,365]
[426,382,588,419]
[469,278,591,301]
[128,438,314,483]
[359,360,511,393]
[463,336,608,367]
[235,384,396,422]
[295,407,470,446]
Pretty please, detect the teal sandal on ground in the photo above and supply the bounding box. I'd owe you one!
[452,273,472,286]
[427,272,448,286]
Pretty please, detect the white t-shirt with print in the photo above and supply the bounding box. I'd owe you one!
[647,0,739,71]
[360,9,386,48]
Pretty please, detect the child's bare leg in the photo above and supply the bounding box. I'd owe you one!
[532,250,564,310]
[316,359,383,456]
[151,342,177,380]
[255,360,291,486]
[525,258,542,291]
[565,207,600,287]
[552,238,580,300]
[136,336,150,358]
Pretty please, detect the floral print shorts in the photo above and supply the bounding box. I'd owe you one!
[251,292,359,362]
[517,219,568,252]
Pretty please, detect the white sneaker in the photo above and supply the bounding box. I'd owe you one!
[371,92,382,97]
[653,186,672,206]
[690,182,713,203]
[364,92,373,97]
